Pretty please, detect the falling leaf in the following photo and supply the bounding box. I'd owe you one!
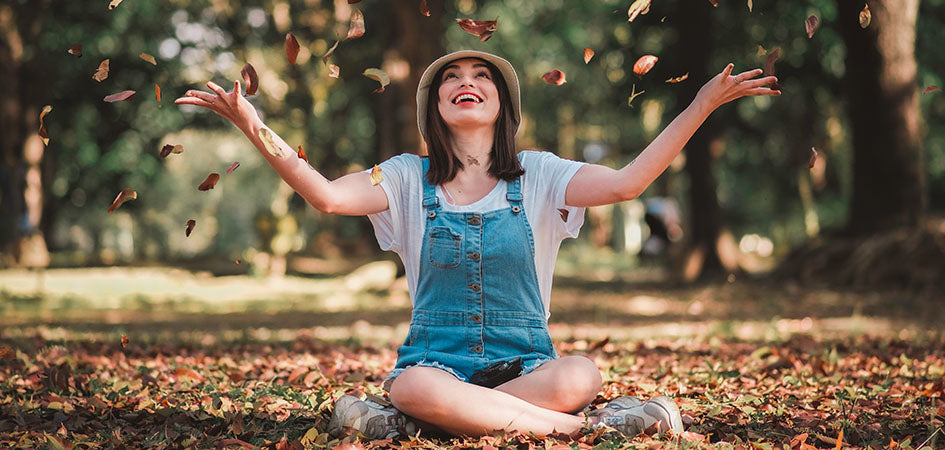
[104,90,136,102]
[707,0,718,7]
[420,0,431,16]
[809,147,818,169]
[627,0,651,22]
[666,73,689,83]
[541,69,567,85]
[154,84,161,106]
[285,33,300,64]
[198,173,220,191]
[241,63,259,96]
[633,55,658,78]
[923,85,940,94]
[583,49,594,64]
[362,68,390,93]
[121,335,128,348]
[93,59,110,82]
[108,0,123,10]
[68,44,82,57]
[297,145,309,162]
[139,53,157,65]
[757,45,768,57]
[38,105,52,146]
[859,4,871,28]
[805,15,820,39]
[627,84,645,107]
[328,64,340,78]
[346,9,365,39]
[226,161,240,174]
[348,0,361,3]
[235,258,242,264]
[747,0,753,12]
[185,219,196,237]
[322,40,339,66]
[258,128,287,159]
[159,144,183,158]
[764,48,781,76]
[107,188,137,213]
[370,164,383,186]
[456,18,498,42]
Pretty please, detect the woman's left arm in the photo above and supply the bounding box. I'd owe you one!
[565,64,780,207]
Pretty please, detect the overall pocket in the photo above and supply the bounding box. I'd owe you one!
[428,226,462,268]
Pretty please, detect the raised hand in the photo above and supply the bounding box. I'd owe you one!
[695,63,781,111]
[174,80,261,131]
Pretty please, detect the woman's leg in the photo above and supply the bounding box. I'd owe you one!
[494,355,603,413]
[388,366,587,437]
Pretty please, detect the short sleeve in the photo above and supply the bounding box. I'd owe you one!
[520,150,586,239]
[365,154,420,253]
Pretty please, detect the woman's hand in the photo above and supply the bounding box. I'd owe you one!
[694,63,781,112]
[174,80,260,131]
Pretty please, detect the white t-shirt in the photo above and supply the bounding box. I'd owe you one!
[366,150,586,319]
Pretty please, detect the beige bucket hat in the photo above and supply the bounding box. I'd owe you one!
[416,50,522,143]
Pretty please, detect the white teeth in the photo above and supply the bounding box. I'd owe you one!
[453,94,481,104]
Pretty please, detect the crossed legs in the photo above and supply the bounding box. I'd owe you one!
[387,355,602,437]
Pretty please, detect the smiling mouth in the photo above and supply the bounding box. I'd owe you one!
[452,93,483,104]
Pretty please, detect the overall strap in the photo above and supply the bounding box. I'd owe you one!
[506,176,523,203]
[421,158,439,210]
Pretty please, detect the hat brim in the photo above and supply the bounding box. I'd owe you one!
[416,50,521,144]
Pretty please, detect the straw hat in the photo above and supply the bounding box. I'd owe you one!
[416,50,522,143]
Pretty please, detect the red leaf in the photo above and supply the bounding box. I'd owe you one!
[764,47,782,76]
[92,59,109,82]
[185,219,196,237]
[241,63,259,95]
[226,161,240,174]
[420,0,431,16]
[68,44,82,57]
[541,69,567,85]
[805,15,820,39]
[285,33,300,64]
[923,85,940,94]
[120,335,129,348]
[707,0,719,6]
[107,188,137,213]
[808,147,818,169]
[198,173,220,191]
[297,145,309,162]
[235,258,242,265]
[172,368,205,382]
[456,18,498,42]
[346,9,365,39]
[347,0,361,3]
[583,49,594,64]
[104,90,136,102]
[627,0,651,22]
[632,55,658,78]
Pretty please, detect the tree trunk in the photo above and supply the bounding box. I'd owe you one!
[838,0,924,234]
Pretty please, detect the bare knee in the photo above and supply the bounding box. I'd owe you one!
[388,367,450,418]
[547,356,603,411]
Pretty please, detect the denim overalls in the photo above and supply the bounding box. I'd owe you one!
[390,158,558,385]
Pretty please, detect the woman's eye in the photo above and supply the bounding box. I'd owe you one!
[477,71,490,78]
[444,73,457,80]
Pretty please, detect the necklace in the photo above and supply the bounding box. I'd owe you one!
[442,185,457,205]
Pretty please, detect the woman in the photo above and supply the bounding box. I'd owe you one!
[176,50,779,439]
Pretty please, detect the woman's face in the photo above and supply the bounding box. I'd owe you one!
[436,58,501,133]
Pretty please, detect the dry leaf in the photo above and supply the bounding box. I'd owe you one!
[108,0,123,10]
[809,147,818,169]
[370,164,383,186]
[627,0,651,22]
[708,0,719,7]
[757,45,768,57]
[139,53,157,65]
[456,18,498,42]
[348,0,361,3]
[107,188,137,213]
[154,84,161,106]
[226,161,240,174]
[39,105,52,146]
[835,429,844,450]
[258,128,287,159]
[172,368,206,383]
[347,9,365,39]
[420,0,431,16]
[748,0,753,12]
[285,33,300,64]
[362,68,390,93]
[583,49,594,64]
[805,15,820,39]
[859,4,871,28]
[159,144,183,158]
[764,48,781,76]
[633,55,658,77]
[322,40,339,66]
[185,219,196,237]
[121,335,129,348]
[241,63,259,96]
[235,258,242,264]
[198,173,220,191]
[923,85,939,94]
[68,44,82,57]
[541,69,567,85]
[104,90,136,102]
[297,145,309,162]
[328,64,340,78]
[666,73,689,83]
[93,59,110,82]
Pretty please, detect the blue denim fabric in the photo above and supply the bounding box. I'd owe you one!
[390,157,558,383]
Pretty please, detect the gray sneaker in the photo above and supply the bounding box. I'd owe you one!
[593,396,683,436]
[327,395,418,439]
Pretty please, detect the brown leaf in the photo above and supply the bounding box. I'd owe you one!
[235,258,242,264]
[159,144,183,158]
[666,73,689,83]
[859,4,871,28]
[198,173,220,191]
[362,68,390,93]
[347,0,361,3]
[420,0,431,16]
[808,147,818,169]
[217,439,254,450]
[297,145,309,162]
[627,0,651,22]
[104,90,136,103]
[346,9,365,39]
[68,44,82,57]
[583,49,594,64]
[121,335,129,348]
[805,15,820,39]
[139,53,157,65]
[632,55,658,78]
[241,63,259,96]
[370,164,383,186]
[541,69,567,85]
[747,0,753,12]
[107,188,137,213]
[259,128,287,159]
[226,161,240,174]
[764,47,782,76]
[172,368,205,382]
[39,105,52,146]
[0,345,14,360]
[185,219,196,237]
[707,0,718,7]
[154,84,161,106]
[456,18,498,42]
[328,64,340,78]
[923,85,940,94]
[93,59,110,82]
[108,0,123,10]
[322,40,339,66]
[285,33,300,64]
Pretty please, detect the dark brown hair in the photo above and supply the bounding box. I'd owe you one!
[424,58,523,185]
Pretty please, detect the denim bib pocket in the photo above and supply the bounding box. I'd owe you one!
[429,226,462,268]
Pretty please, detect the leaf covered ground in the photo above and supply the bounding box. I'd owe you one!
[1,269,943,449]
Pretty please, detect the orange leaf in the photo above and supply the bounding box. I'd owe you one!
[104,90,136,102]
[627,0,651,22]
[370,164,383,186]
[121,335,129,348]
[456,18,497,42]
[107,188,137,213]
[92,59,109,82]
[666,73,689,83]
[328,64,340,78]
[154,83,161,105]
[633,55,658,77]
[139,53,157,65]
[38,105,52,146]
[583,48,595,64]
[541,69,567,85]
[297,145,309,162]
[859,4,871,28]
[420,0,431,16]
[346,9,365,39]
[285,33,300,64]
[198,173,220,191]
[226,161,240,174]
[185,219,196,237]
[173,368,205,382]
[835,429,844,450]
[241,63,259,95]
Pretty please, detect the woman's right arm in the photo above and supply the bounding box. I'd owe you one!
[175,80,388,216]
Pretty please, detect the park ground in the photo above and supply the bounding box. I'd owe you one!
[0,264,943,449]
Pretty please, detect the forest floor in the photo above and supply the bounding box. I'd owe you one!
[0,266,943,449]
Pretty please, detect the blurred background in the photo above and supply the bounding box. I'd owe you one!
[2,0,944,331]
